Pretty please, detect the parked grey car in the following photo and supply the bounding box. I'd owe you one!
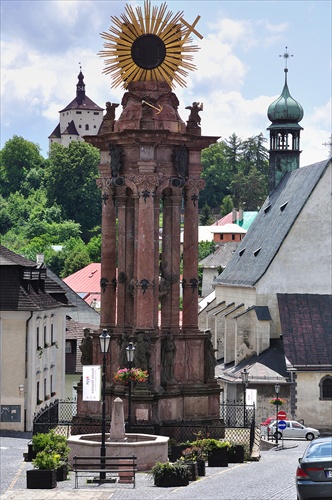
[296,436,332,500]
[268,420,320,440]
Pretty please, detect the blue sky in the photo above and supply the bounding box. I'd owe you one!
[1,0,331,166]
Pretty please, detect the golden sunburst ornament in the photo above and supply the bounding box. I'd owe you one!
[98,0,202,89]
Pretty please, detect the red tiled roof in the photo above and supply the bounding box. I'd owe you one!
[63,263,101,294]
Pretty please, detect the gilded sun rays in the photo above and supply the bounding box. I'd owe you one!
[98,0,202,88]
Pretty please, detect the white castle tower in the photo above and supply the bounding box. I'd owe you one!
[48,67,104,148]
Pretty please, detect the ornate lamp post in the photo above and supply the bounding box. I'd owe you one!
[274,382,280,445]
[99,329,111,480]
[241,368,249,427]
[126,342,135,432]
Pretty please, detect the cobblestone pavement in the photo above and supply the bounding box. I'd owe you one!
[0,431,310,500]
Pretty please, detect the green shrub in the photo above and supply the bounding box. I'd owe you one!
[32,450,61,470]
[150,461,190,481]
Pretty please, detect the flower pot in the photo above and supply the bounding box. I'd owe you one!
[56,463,68,481]
[228,445,244,463]
[183,461,198,481]
[27,469,57,489]
[197,458,206,476]
[208,448,228,467]
[154,474,189,487]
[26,443,37,462]
[168,445,188,462]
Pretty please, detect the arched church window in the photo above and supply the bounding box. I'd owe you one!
[85,124,89,131]
[319,375,332,400]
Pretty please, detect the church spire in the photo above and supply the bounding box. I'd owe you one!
[267,48,304,194]
[76,63,86,105]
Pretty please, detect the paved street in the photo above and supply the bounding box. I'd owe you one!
[0,431,309,500]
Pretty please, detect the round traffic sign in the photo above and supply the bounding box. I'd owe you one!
[277,410,287,420]
[278,420,287,430]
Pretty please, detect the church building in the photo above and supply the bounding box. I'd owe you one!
[48,68,104,148]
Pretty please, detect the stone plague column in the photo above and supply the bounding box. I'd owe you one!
[80,81,221,426]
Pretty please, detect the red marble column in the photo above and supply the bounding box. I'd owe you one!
[170,191,182,331]
[154,193,161,329]
[160,192,172,329]
[97,175,116,329]
[135,172,158,330]
[182,178,204,330]
[116,188,127,329]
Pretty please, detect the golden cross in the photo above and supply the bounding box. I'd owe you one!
[180,15,203,40]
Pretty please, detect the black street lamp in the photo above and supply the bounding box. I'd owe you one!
[126,342,135,433]
[274,382,280,446]
[241,368,249,427]
[99,328,111,481]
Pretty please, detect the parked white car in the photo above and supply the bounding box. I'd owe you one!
[268,420,320,441]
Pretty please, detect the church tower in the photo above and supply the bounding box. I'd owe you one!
[267,48,304,194]
[48,67,104,149]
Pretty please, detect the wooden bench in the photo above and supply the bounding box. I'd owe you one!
[72,455,137,488]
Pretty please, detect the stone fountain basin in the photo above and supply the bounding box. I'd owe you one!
[67,433,169,471]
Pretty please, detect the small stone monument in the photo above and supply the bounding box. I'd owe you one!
[109,397,126,442]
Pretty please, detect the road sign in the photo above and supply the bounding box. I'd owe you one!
[278,420,287,430]
[277,410,287,420]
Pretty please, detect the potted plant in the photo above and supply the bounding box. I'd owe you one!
[270,397,287,406]
[181,445,205,477]
[114,367,149,384]
[227,444,244,463]
[27,451,60,489]
[30,430,70,481]
[168,440,191,462]
[197,438,230,467]
[150,461,190,487]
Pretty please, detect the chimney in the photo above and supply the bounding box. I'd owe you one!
[239,209,244,223]
[232,208,237,224]
[36,254,44,266]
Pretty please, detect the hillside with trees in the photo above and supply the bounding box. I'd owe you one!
[0,133,269,277]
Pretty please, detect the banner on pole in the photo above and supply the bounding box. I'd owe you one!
[82,365,101,401]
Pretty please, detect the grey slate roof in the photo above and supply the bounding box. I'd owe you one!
[278,293,332,370]
[60,95,103,113]
[199,242,240,268]
[0,245,69,311]
[47,269,100,325]
[213,158,331,287]
[215,338,288,382]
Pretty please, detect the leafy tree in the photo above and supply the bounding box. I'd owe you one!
[200,133,269,212]
[60,237,91,277]
[199,203,215,225]
[240,133,269,175]
[220,195,233,217]
[0,136,44,196]
[45,142,101,236]
[230,167,268,210]
[200,141,231,209]
[198,240,216,261]
[86,234,101,262]
[224,133,243,173]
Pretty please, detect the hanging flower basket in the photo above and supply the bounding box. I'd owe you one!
[269,398,287,406]
[114,368,148,384]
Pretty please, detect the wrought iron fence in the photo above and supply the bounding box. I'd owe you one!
[33,398,77,436]
[220,402,255,428]
[33,399,256,453]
